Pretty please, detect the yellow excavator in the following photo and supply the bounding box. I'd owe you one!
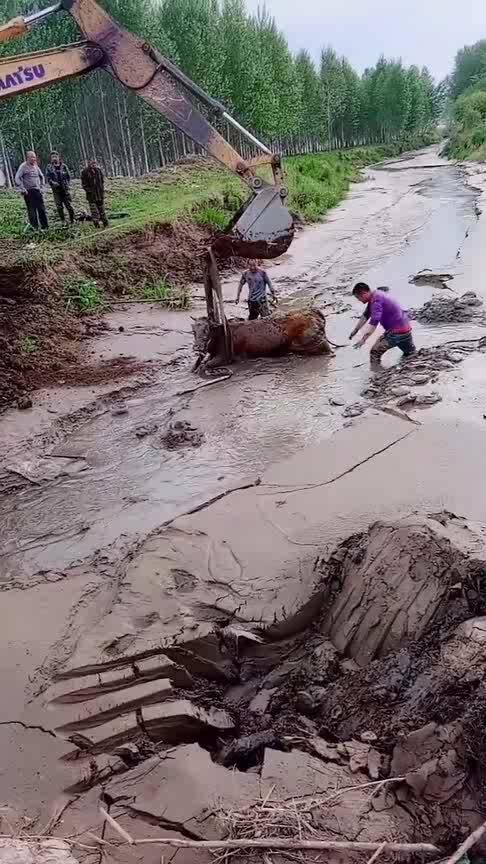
[0,0,295,361]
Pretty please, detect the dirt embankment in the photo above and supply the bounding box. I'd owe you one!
[0,221,236,413]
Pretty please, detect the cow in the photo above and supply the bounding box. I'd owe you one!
[191,307,334,370]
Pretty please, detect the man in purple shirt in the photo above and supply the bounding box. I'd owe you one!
[349,282,416,364]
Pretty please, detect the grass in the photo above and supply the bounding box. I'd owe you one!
[0,161,246,254]
[64,276,106,313]
[284,143,419,221]
[20,336,39,354]
[447,125,486,161]
[0,136,435,265]
[192,203,230,229]
[141,276,190,308]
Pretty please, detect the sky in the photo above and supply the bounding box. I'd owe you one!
[245,0,486,82]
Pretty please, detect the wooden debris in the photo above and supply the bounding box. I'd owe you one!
[443,819,486,864]
[115,837,439,854]
[99,807,134,844]
[366,841,388,864]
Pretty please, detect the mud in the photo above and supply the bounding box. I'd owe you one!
[0,220,240,413]
[4,149,486,857]
[410,269,454,289]
[161,420,204,449]
[410,291,484,323]
[361,338,486,407]
[22,505,486,859]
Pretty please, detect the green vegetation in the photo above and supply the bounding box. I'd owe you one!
[141,277,190,308]
[446,40,486,159]
[0,0,440,183]
[64,277,106,313]
[0,165,247,246]
[285,145,411,221]
[142,276,172,301]
[193,204,232,230]
[20,336,39,354]
[0,138,435,256]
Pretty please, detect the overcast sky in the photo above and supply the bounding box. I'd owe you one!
[245,0,485,82]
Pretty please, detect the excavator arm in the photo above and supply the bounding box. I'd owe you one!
[0,0,295,360]
[0,43,103,94]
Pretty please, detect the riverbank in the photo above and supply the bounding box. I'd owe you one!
[0,139,434,412]
[0,141,430,248]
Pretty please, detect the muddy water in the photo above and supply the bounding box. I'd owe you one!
[2,145,486,824]
[1,148,483,588]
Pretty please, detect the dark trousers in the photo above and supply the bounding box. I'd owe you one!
[53,187,74,223]
[86,194,108,227]
[370,330,416,362]
[248,298,270,320]
[24,189,48,230]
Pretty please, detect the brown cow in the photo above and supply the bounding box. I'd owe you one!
[192,307,334,369]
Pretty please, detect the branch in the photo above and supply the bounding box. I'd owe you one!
[443,820,486,864]
[367,842,388,864]
[96,806,440,857]
[106,837,438,855]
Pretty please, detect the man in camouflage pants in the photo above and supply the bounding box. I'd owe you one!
[46,152,75,225]
[81,158,109,228]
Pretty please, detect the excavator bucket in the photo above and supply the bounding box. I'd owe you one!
[211,186,294,260]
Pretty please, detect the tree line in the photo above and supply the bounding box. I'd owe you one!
[446,39,486,159]
[0,0,441,183]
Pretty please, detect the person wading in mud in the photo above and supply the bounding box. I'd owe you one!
[350,282,416,364]
[236,259,276,320]
[81,157,109,228]
[15,150,48,231]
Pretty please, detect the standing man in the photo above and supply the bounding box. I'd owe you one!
[81,157,109,228]
[350,282,416,363]
[15,151,48,230]
[46,152,75,225]
[236,259,276,320]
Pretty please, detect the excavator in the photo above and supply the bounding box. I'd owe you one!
[0,0,295,362]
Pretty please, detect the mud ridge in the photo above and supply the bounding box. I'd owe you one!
[410,291,485,324]
[362,337,486,406]
[32,512,486,858]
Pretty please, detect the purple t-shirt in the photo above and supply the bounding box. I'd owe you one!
[366,292,411,333]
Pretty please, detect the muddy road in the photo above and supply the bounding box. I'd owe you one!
[2,146,486,839]
[2,148,484,583]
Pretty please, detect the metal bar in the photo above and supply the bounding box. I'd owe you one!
[148,47,224,114]
[222,112,272,155]
[25,3,62,26]
[148,47,272,155]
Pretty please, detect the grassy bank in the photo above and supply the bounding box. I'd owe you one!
[0,137,435,251]
[0,137,435,314]
[0,136,434,410]
[446,87,486,160]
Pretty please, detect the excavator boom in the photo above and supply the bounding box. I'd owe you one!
[0,0,295,360]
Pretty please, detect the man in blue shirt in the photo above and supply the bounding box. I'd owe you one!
[236,260,276,320]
